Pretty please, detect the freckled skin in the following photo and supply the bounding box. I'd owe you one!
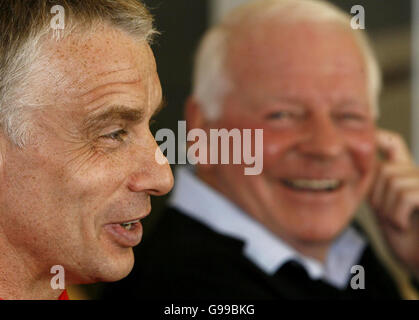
[0,25,173,299]
[195,22,377,261]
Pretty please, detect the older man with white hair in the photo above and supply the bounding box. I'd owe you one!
[103,0,419,299]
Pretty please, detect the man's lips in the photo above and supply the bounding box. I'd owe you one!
[107,210,150,226]
[113,216,145,230]
[104,222,143,248]
[104,212,150,248]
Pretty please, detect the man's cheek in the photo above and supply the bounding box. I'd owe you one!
[346,135,377,195]
[65,165,126,207]
[349,135,377,172]
[262,135,293,169]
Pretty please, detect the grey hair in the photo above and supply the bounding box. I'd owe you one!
[0,0,157,147]
[192,0,382,121]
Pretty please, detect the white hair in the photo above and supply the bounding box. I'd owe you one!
[192,0,382,120]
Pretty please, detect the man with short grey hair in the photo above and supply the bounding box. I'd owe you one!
[103,0,419,299]
[0,0,173,300]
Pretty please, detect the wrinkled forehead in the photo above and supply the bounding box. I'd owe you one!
[32,24,159,108]
[227,21,366,85]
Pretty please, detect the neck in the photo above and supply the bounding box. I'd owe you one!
[0,243,62,300]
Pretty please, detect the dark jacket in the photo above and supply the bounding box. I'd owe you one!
[102,207,402,300]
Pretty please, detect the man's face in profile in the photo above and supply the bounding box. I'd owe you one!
[209,22,377,248]
[0,25,173,284]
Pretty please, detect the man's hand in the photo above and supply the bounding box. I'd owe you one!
[368,129,419,279]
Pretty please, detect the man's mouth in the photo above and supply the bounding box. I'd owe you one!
[120,219,141,231]
[104,215,147,248]
[281,179,343,192]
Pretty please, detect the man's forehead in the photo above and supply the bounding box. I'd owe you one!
[228,21,365,75]
[30,25,160,117]
[42,25,155,95]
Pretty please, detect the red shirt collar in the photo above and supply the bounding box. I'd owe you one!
[58,290,69,300]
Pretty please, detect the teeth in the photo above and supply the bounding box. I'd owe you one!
[283,179,341,191]
[122,224,132,230]
[120,219,140,230]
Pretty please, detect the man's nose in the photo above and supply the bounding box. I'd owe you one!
[127,137,174,196]
[297,115,344,158]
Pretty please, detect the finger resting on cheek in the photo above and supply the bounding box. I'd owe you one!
[372,164,417,208]
[376,129,412,164]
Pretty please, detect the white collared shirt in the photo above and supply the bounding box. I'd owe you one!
[169,166,367,289]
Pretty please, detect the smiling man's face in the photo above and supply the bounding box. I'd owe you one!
[201,22,377,258]
[0,24,173,284]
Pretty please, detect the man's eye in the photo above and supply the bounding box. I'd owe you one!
[100,129,128,142]
[336,113,366,122]
[265,110,304,121]
[266,111,293,120]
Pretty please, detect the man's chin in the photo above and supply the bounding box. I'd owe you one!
[283,204,356,240]
[102,253,135,283]
[292,221,350,244]
[78,249,135,284]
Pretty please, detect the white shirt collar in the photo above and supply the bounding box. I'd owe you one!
[169,166,367,289]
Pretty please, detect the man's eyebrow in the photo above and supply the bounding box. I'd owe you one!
[83,105,145,131]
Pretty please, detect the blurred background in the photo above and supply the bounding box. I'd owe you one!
[72,0,417,299]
